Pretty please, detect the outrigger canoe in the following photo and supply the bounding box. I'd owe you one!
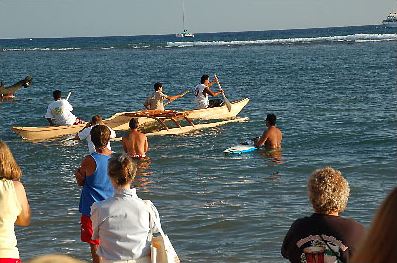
[12,98,249,142]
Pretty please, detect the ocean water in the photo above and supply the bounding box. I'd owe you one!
[1,25,396,262]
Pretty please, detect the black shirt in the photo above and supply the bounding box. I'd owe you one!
[281,213,365,263]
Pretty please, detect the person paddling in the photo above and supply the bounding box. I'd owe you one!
[144,82,185,111]
[194,74,224,109]
[45,90,83,126]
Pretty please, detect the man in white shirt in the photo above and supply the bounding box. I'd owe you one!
[45,90,81,126]
[194,75,224,109]
[76,115,116,154]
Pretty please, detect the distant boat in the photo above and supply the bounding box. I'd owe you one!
[382,11,397,27]
[176,0,194,37]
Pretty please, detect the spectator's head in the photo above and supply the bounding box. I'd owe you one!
[129,118,139,130]
[0,141,22,180]
[154,82,163,91]
[201,74,210,84]
[108,153,137,186]
[91,115,103,125]
[90,125,110,150]
[28,254,87,263]
[351,187,397,263]
[266,114,277,126]
[308,166,349,214]
[53,90,62,100]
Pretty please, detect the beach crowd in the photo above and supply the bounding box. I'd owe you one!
[1,75,396,263]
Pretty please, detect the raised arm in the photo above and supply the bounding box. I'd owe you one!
[14,181,31,227]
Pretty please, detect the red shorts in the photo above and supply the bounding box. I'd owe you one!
[80,215,99,245]
[0,259,21,263]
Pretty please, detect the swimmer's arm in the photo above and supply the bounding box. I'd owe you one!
[255,130,269,148]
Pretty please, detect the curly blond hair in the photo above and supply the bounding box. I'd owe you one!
[308,166,349,214]
[0,141,22,180]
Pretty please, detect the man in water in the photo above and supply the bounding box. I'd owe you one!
[194,74,224,109]
[144,82,185,111]
[122,118,148,159]
[0,76,32,99]
[75,115,116,154]
[255,113,282,149]
[45,90,82,126]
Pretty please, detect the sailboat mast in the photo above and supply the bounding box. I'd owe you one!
[182,0,185,31]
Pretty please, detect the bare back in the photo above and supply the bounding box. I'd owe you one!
[122,130,148,157]
[256,126,282,149]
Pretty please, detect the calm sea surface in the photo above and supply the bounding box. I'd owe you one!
[1,25,397,262]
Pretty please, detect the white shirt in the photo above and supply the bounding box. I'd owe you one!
[91,188,160,261]
[194,84,209,109]
[78,125,116,154]
[45,99,77,125]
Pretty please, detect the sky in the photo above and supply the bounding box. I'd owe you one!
[0,0,396,39]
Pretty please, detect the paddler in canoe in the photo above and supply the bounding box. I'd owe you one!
[0,76,32,99]
[194,74,225,109]
[45,90,84,126]
[144,82,188,110]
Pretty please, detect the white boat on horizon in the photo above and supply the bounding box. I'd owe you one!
[176,0,194,37]
[382,11,397,27]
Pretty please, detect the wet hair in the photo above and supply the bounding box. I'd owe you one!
[90,125,110,149]
[0,141,22,180]
[154,82,163,91]
[351,187,397,263]
[266,113,277,126]
[108,153,137,186]
[91,115,103,125]
[201,75,210,84]
[129,118,139,129]
[53,90,62,100]
[308,166,350,214]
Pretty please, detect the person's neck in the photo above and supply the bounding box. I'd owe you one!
[115,184,132,190]
[96,147,111,155]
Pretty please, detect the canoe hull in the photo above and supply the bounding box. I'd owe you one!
[12,98,249,142]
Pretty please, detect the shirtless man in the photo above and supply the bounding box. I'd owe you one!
[122,118,148,159]
[255,113,282,149]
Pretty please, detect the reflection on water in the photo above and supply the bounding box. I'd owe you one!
[133,157,153,191]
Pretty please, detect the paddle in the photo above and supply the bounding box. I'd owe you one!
[66,91,72,101]
[164,89,190,107]
[214,75,232,112]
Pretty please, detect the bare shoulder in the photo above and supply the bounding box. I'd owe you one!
[13,180,26,192]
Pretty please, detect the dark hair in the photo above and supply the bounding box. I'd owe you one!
[200,75,210,84]
[91,115,103,125]
[90,125,110,149]
[129,118,139,129]
[266,113,277,126]
[154,82,163,91]
[108,154,137,186]
[53,90,62,100]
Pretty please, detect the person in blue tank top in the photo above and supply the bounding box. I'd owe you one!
[74,125,114,263]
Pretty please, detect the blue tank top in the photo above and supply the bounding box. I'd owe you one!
[79,152,114,216]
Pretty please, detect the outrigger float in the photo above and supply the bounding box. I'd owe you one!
[12,98,249,142]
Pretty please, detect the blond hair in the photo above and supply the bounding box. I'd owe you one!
[351,187,397,263]
[0,141,22,180]
[308,166,349,214]
[108,153,137,186]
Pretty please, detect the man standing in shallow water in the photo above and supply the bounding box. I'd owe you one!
[255,113,282,149]
[122,118,148,159]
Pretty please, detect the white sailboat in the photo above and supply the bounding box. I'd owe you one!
[176,0,194,37]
